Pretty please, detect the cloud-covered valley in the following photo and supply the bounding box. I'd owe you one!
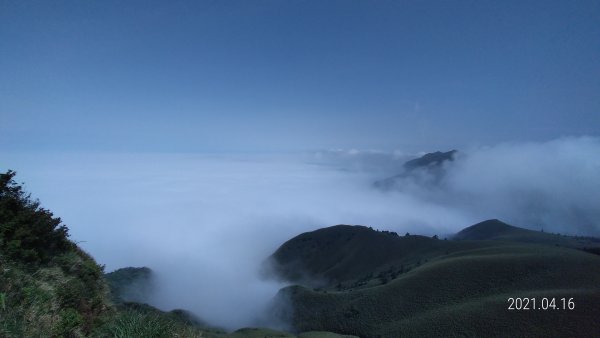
[2,136,599,329]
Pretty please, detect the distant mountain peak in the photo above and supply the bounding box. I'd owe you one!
[374,149,457,189]
[454,219,521,240]
[403,149,457,171]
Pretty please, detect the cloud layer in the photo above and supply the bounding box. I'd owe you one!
[441,136,600,235]
[2,136,599,329]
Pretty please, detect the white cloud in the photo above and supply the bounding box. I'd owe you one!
[2,136,599,329]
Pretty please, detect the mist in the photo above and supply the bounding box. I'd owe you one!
[389,136,600,236]
[2,136,599,330]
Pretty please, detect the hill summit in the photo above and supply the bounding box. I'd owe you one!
[454,219,529,240]
[454,219,600,249]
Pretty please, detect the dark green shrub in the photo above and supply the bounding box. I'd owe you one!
[0,170,72,264]
[0,171,110,337]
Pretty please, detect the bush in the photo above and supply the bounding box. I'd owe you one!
[0,170,72,264]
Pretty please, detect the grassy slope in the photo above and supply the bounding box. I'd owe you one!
[93,302,210,337]
[0,170,111,337]
[270,223,600,337]
[271,222,600,288]
[454,219,600,248]
[92,301,357,338]
[0,249,110,337]
[104,267,153,303]
[223,328,357,338]
[269,225,491,288]
[280,244,600,337]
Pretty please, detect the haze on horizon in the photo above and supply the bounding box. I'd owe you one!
[1,0,600,332]
[3,136,600,330]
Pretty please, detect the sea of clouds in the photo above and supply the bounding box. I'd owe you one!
[2,136,599,329]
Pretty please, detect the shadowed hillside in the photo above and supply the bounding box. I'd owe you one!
[268,224,490,288]
[455,219,600,249]
[454,219,541,240]
[105,267,154,304]
[267,221,600,337]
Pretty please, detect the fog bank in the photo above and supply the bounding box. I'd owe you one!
[2,136,599,329]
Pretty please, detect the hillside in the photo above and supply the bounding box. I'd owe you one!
[455,219,600,249]
[269,220,600,287]
[454,219,542,240]
[105,267,154,304]
[267,221,600,337]
[0,170,111,337]
[268,225,490,288]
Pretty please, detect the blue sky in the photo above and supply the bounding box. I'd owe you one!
[1,0,599,153]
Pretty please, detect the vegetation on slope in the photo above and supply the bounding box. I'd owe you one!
[105,267,154,304]
[0,170,110,337]
[269,223,600,337]
[454,219,600,248]
[93,302,214,338]
[268,224,488,288]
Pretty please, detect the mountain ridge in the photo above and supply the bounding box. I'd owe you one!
[267,220,600,337]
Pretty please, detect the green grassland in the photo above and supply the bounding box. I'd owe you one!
[91,301,357,338]
[269,224,600,337]
[268,224,493,288]
[220,328,357,338]
[454,219,600,248]
[0,249,110,337]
